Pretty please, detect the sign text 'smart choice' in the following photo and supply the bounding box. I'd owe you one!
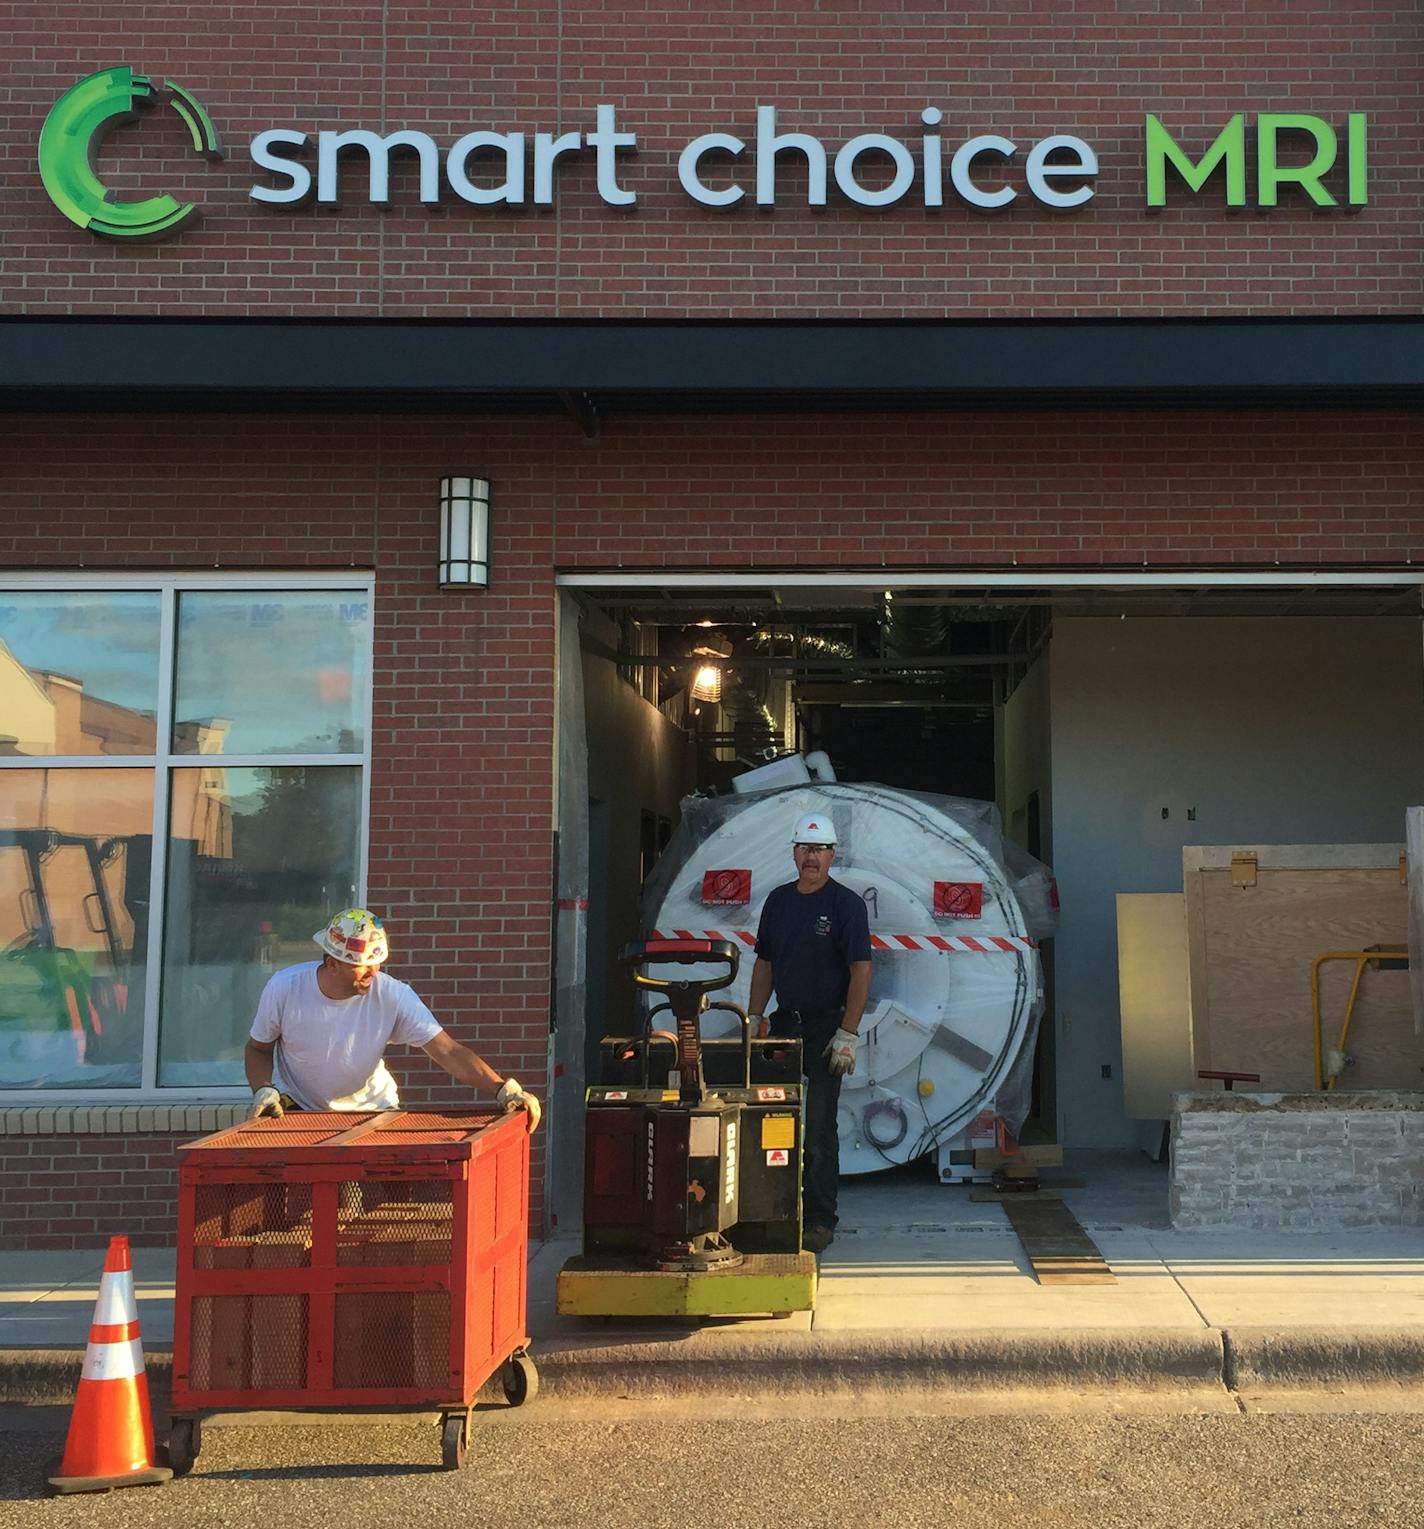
[251,106,1370,212]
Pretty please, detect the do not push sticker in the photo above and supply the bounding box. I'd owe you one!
[933,881,983,920]
[701,868,752,905]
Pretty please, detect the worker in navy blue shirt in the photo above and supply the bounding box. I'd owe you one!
[746,809,872,1254]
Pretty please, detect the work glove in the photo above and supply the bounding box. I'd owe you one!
[823,1028,859,1077]
[248,1086,284,1120]
[497,1077,542,1134]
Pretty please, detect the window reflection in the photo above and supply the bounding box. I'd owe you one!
[158,766,361,1086]
[0,593,159,756]
[0,770,152,1088]
[173,592,370,756]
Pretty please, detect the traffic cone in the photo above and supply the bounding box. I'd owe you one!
[47,1235,173,1495]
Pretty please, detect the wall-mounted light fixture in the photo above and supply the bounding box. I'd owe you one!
[439,477,491,587]
[691,664,723,703]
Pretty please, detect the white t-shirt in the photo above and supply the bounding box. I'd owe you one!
[249,962,443,1110]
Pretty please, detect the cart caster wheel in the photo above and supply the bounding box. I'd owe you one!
[771,1312,792,1320]
[167,1417,201,1477]
[502,1352,539,1407]
[440,1412,470,1471]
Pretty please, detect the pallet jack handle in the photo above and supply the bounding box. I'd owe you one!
[620,938,741,1103]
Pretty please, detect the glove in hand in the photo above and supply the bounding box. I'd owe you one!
[823,1028,859,1077]
[248,1086,284,1120]
[497,1077,543,1133]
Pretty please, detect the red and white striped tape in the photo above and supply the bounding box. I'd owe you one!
[649,928,1035,953]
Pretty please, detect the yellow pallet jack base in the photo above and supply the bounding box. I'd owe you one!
[557,1251,817,1317]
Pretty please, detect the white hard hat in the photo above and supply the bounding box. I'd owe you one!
[313,908,390,966]
[791,812,838,846]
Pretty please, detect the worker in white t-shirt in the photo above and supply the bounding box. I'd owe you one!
[243,908,541,1131]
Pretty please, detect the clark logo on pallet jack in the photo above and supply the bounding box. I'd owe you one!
[701,869,752,905]
[723,1121,738,1206]
[933,881,984,920]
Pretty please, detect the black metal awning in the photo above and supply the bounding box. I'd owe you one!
[2,316,1422,420]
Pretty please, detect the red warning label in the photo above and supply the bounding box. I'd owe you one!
[933,881,983,920]
[702,868,752,905]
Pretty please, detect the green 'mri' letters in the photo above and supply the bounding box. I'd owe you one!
[1145,113,1367,208]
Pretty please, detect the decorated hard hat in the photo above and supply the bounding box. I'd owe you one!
[313,908,389,966]
[791,812,838,846]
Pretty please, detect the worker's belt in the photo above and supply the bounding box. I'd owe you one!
[776,1006,845,1026]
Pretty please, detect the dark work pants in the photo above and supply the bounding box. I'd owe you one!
[770,1007,843,1230]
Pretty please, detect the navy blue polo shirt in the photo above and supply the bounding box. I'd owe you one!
[754,877,872,1013]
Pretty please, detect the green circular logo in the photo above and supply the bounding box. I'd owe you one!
[38,67,222,240]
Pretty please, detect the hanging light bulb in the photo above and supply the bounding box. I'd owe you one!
[690,664,723,703]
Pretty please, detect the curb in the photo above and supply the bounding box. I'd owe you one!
[0,1330,1223,1406]
[526,1327,1227,1396]
[1224,1327,1424,1390]
[6,1328,1424,1406]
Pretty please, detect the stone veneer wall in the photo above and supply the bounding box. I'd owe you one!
[1171,1092,1424,1230]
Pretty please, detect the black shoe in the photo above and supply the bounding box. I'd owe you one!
[803,1224,834,1254]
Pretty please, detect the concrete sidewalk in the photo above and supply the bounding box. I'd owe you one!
[4,1153,1423,1402]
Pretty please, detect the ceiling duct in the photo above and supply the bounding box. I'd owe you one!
[882,595,951,660]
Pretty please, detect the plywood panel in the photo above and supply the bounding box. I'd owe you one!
[1117,894,1194,1118]
[1189,859,1418,1092]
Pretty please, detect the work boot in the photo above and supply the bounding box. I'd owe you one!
[803,1224,834,1254]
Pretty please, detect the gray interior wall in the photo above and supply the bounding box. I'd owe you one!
[1048,616,1424,1147]
[998,652,1053,857]
[996,651,1055,1130]
[581,625,695,1047]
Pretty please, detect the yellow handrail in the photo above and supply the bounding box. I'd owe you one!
[1310,949,1409,1090]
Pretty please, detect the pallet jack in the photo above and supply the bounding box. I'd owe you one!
[556,937,818,1318]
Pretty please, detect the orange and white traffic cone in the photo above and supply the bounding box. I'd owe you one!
[46,1234,173,1495]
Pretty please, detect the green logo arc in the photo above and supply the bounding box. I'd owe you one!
[38,67,222,240]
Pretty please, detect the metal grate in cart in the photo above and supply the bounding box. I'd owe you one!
[336,1178,454,1266]
[331,1289,452,1392]
[192,1181,315,1266]
[189,1293,309,1392]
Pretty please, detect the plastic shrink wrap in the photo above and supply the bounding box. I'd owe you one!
[640,775,1057,1182]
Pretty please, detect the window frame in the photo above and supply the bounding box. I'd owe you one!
[0,570,376,1102]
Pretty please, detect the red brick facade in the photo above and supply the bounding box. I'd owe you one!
[1,2,1421,1244]
[0,1132,185,1251]
[2,2,1419,319]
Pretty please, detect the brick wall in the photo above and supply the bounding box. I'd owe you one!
[1172,1092,1424,1230]
[1,399,1420,1243]
[0,1132,191,1250]
[2,1,1419,318]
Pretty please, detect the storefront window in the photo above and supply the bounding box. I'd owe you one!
[0,769,152,1089]
[173,592,371,755]
[0,580,371,1097]
[0,592,160,756]
[158,765,361,1087]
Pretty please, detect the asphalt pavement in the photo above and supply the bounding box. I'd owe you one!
[4,1402,1424,1527]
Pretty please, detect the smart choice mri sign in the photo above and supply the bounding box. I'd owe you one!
[38,68,1370,241]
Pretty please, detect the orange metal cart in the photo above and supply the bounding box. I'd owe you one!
[169,1109,536,1472]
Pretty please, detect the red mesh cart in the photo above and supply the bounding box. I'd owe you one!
[168,1109,536,1472]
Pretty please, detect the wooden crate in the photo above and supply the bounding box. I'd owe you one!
[1184,843,1416,1092]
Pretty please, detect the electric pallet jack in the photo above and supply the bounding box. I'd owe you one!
[556,937,818,1319]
